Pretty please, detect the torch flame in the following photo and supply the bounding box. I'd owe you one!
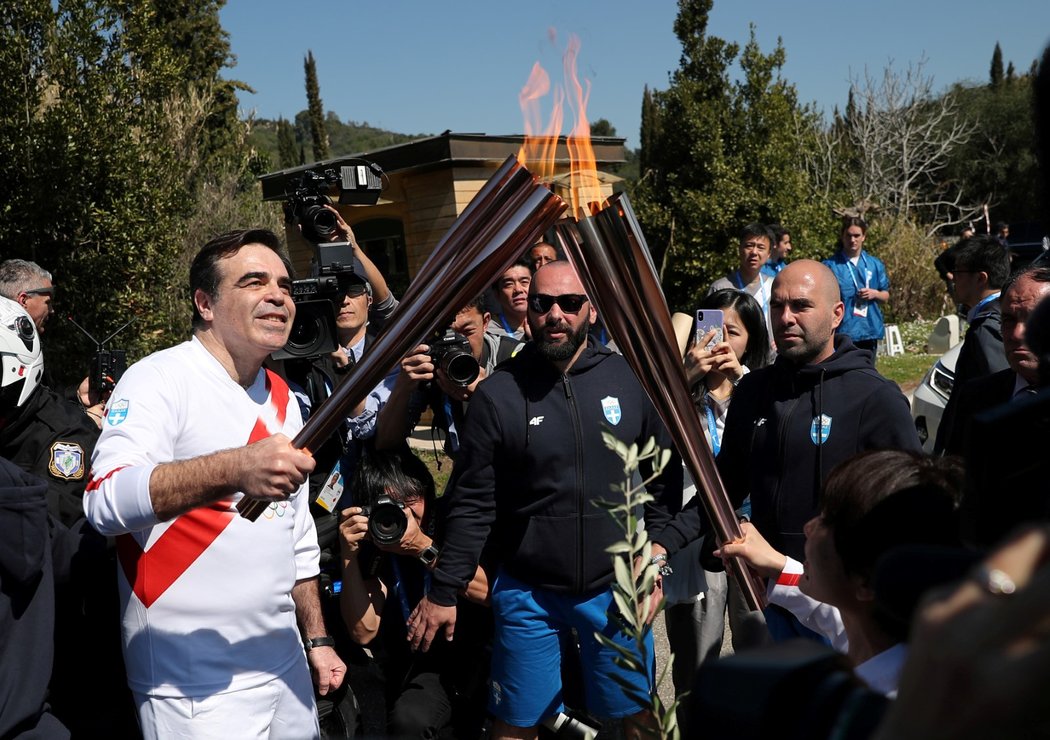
[517,62,561,183]
[562,35,603,217]
[517,33,606,219]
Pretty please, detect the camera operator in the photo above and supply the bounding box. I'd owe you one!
[338,446,491,738]
[323,206,398,335]
[281,204,401,504]
[374,295,522,457]
[278,205,403,735]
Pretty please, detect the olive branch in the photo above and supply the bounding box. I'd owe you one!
[592,431,680,739]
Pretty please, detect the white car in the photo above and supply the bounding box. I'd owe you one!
[911,342,962,453]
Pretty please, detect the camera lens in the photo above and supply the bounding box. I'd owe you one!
[306,207,338,241]
[368,499,408,546]
[286,313,323,353]
[443,352,481,386]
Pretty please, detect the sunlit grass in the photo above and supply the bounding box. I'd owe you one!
[877,353,936,387]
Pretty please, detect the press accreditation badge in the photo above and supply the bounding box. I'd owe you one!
[852,302,869,318]
[314,463,344,512]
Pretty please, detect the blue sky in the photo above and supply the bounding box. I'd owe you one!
[221,1,1050,149]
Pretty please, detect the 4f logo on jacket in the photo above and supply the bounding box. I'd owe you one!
[810,414,832,445]
[601,396,622,425]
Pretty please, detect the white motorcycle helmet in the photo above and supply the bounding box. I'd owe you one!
[0,296,44,409]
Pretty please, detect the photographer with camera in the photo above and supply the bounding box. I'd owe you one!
[338,446,491,738]
[375,295,521,457]
[323,205,398,335]
[277,202,401,513]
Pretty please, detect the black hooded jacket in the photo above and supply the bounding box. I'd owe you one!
[717,337,921,562]
[428,341,692,606]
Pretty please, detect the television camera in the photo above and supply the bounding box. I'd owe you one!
[271,243,364,362]
[285,163,384,244]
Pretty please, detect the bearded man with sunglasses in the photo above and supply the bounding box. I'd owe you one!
[407,261,695,738]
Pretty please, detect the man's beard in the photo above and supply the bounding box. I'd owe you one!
[536,319,590,362]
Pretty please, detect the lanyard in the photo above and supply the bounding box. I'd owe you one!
[389,558,413,624]
[845,253,870,292]
[704,399,722,456]
[967,292,1000,323]
[498,312,515,334]
[734,272,769,320]
[390,558,431,624]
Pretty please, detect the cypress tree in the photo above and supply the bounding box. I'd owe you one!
[639,85,662,179]
[304,50,329,161]
[277,116,297,169]
[990,42,1004,88]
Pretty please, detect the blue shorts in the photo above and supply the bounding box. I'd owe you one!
[488,570,654,727]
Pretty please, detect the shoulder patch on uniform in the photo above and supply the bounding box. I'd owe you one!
[107,398,130,426]
[49,441,86,480]
[601,396,622,425]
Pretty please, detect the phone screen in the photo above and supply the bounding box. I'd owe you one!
[695,309,724,349]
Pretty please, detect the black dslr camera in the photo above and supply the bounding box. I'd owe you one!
[285,165,383,244]
[360,495,408,546]
[429,329,480,387]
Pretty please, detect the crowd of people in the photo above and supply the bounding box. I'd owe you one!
[4,92,1050,738]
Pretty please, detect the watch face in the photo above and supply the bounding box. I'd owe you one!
[419,546,439,565]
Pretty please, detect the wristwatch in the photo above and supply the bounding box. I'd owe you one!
[304,636,335,651]
[419,544,440,567]
[650,553,673,578]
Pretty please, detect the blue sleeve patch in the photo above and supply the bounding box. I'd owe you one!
[107,398,130,426]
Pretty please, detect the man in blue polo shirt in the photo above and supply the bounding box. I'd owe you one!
[823,216,890,355]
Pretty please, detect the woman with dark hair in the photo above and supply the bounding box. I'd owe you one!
[716,450,963,696]
[665,289,772,728]
[823,216,891,354]
[685,288,772,413]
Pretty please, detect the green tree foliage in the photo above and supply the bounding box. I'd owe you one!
[250,112,427,165]
[304,50,329,161]
[126,0,249,176]
[990,42,1004,88]
[590,118,617,137]
[0,0,260,383]
[277,116,298,169]
[943,75,1041,225]
[633,1,827,311]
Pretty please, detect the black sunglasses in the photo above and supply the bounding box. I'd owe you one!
[22,287,54,297]
[527,293,589,314]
